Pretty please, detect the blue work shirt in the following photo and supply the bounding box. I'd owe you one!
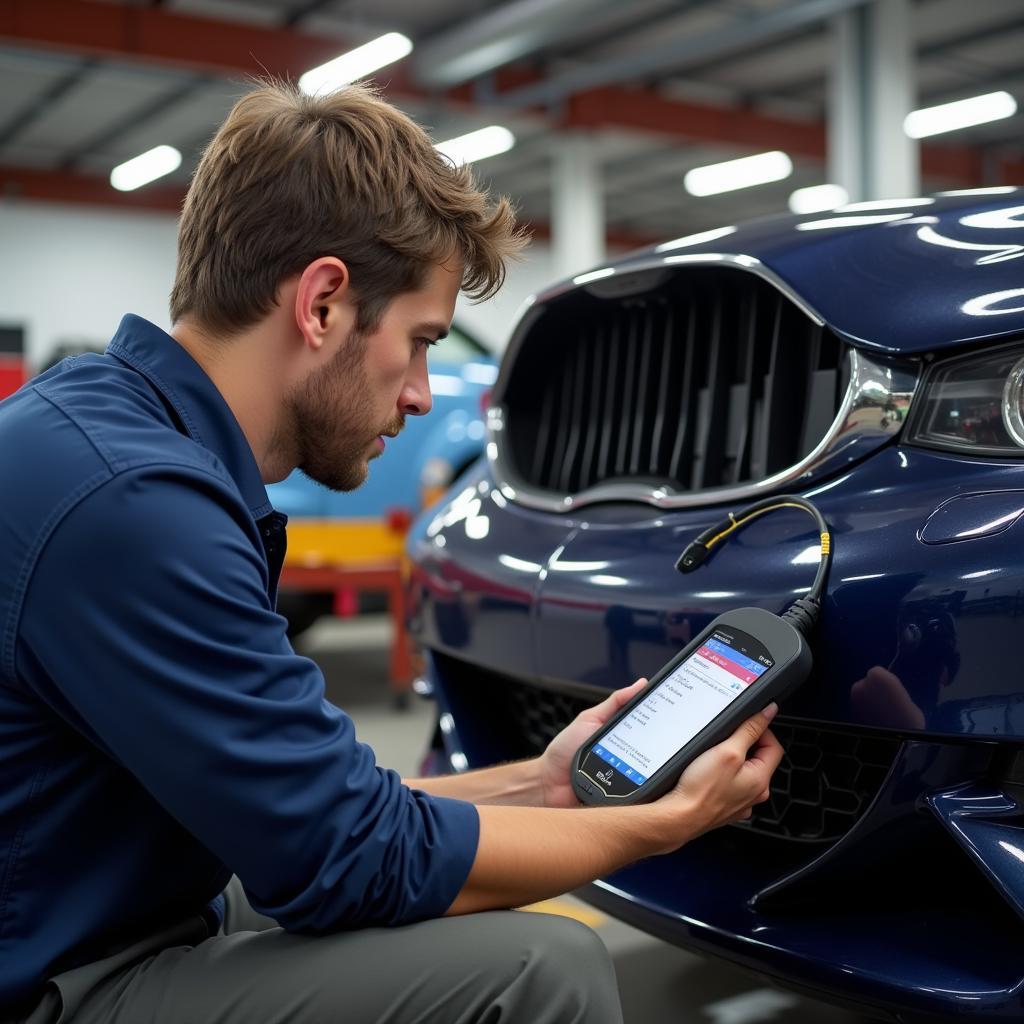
[0,315,479,1011]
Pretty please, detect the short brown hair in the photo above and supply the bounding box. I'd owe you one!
[170,80,525,335]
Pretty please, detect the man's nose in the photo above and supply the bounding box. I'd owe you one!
[400,357,432,417]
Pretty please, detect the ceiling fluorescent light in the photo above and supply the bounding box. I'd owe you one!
[685,151,793,197]
[110,145,182,192]
[788,184,849,214]
[299,32,413,96]
[904,91,1017,139]
[436,126,515,165]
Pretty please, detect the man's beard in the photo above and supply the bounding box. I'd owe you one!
[284,328,402,492]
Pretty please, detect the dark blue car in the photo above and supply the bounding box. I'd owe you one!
[407,190,1024,1022]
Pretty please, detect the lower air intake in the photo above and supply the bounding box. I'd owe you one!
[435,653,900,845]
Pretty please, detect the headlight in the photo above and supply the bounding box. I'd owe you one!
[907,344,1024,455]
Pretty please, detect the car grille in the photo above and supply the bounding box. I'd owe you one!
[741,721,900,843]
[437,654,900,845]
[499,266,849,499]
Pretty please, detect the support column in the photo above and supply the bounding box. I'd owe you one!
[551,134,605,280]
[828,0,919,202]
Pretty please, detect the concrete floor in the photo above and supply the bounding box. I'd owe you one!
[296,616,883,1024]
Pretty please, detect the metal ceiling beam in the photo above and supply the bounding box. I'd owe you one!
[0,0,998,191]
[60,78,210,170]
[0,164,184,211]
[566,87,827,159]
[282,0,340,29]
[411,0,623,90]
[667,0,947,84]
[0,0,358,81]
[767,12,1024,100]
[566,86,986,184]
[48,0,343,172]
[0,1,836,162]
[552,0,719,61]
[0,56,98,147]
[920,68,1024,106]
[491,0,873,110]
[666,24,826,84]
[1,136,1000,232]
[0,163,660,250]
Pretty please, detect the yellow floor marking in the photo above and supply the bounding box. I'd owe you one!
[519,898,607,929]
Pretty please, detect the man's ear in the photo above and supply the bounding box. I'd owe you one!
[294,257,354,351]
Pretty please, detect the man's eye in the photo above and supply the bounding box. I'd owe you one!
[416,337,438,349]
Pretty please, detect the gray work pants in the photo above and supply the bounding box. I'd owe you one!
[18,878,624,1024]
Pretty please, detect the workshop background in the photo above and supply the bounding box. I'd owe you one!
[1,1,1021,1021]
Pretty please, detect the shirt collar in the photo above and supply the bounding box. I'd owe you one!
[106,314,274,520]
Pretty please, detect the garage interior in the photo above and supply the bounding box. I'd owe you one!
[2,1,1022,1021]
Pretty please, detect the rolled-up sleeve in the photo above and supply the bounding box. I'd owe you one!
[17,463,479,930]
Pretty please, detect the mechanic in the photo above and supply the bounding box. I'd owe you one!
[0,81,782,1024]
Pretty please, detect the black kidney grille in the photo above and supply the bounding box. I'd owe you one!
[436,654,899,846]
[504,268,848,497]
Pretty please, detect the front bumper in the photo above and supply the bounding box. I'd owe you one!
[426,644,1024,1021]
[408,444,1024,1020]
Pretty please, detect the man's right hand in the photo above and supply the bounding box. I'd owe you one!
[646,703,783,854]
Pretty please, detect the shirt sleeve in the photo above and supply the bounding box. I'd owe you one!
[16,463,479,931]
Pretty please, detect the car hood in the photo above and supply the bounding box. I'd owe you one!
[540,191,1024,356]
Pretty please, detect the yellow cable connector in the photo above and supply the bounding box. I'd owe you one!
[820,532,831,555]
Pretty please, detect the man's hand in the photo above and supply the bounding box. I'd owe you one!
[448,703,784,915]
[648,703,782,853]
[405,685,645,807]
[538,678,648,808]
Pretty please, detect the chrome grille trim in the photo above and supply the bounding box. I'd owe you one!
[487,254,919,513]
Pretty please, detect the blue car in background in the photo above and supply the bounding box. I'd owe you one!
[407,191,1024,1021]
[271,322,496,635]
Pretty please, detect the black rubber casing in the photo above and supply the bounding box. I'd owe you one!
[572,607,811,806]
